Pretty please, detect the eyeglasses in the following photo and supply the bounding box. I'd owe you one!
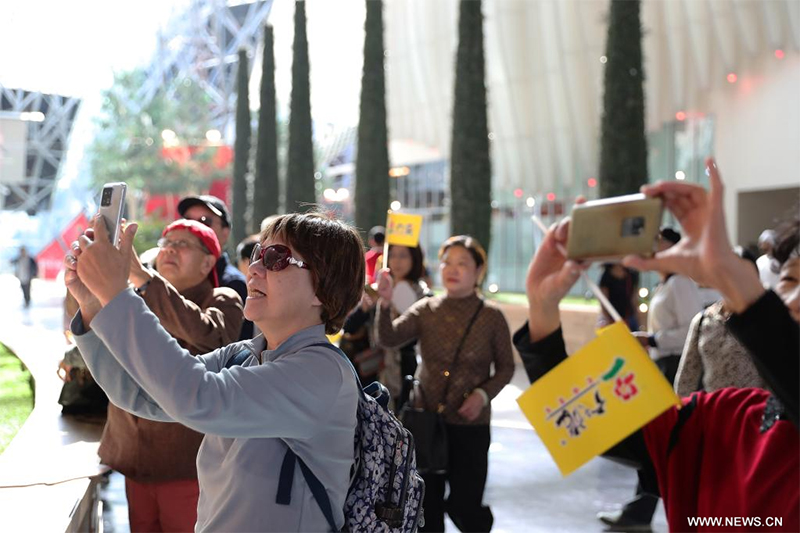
[250,243,310,272]
[188,215,215,228]
[157,238,208,253]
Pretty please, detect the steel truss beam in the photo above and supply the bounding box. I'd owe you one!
[0,86,80,213]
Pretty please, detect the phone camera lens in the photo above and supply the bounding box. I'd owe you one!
[621,216,645,237]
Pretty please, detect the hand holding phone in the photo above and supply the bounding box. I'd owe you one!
[566,193,663,261]
[98,182,127,247]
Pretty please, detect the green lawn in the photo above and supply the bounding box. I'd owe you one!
[0,343,34,454]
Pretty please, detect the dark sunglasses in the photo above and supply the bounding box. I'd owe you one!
[250,243,310,272]
[188,215,215,228]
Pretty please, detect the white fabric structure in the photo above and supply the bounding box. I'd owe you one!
[383,0,800,202]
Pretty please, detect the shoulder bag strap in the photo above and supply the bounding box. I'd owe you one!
[695,310,707,391]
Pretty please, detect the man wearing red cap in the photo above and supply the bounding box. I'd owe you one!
[177,194,253,339]
[100,219,244,532]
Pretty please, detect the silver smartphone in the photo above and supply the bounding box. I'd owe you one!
[566,193,663,261]
[98,182,127,246]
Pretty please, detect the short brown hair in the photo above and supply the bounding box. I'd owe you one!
[438,235,488,285]
[261,211,365,334]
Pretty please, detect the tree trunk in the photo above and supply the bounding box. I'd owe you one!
[232,48,252,251]
[599,0,648,198]
[354,0,390,242]
[286,0,316,212]
[450,0,492,256]
[253,24,280,231]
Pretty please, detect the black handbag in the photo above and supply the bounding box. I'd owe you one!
[57,368,108,414]
[400,382,449,474]
[399,300,484,475]
[57,345,108,415]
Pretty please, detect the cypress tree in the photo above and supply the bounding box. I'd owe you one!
[285,0,316,212]
[598,0,648,198]
[450,0,492,254]
[253,24,280,229]
[232,48,251,249]
[354,0,390,240]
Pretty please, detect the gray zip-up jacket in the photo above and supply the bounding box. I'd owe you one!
[73,288,357,532]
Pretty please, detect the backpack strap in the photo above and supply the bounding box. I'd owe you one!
[312,341,366,399]
[275,341,360,532]
[224,349,251,369]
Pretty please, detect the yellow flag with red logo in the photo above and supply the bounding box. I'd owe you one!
[516,321,680,476]
[385,212,423,247]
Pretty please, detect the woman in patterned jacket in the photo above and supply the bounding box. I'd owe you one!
[376,235,515,532]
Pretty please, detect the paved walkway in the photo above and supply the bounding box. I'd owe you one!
[0,275,667,532]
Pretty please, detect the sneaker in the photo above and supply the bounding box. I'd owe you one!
[596,509,652,532]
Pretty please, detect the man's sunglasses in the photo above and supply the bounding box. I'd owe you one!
[250,243,310,272]
[188,215,215,228]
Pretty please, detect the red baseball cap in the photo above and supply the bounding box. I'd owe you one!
[162,219,221,287]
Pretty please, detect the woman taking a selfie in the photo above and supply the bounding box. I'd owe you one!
[64,212,364,532]
[375,235,514,533]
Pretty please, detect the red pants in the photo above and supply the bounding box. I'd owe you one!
[125,477,199,532]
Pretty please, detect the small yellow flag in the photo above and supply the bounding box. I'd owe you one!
[516,322,680,476]
[386,212,423,247]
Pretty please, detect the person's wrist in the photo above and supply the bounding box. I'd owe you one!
[79,300,102,329]
[130,266,153,288]
[528,299,561,343]
[715,257,765,314]
[82,298,102,316]
[96,283,129,307]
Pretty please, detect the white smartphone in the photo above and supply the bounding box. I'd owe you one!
[98,182,127,247]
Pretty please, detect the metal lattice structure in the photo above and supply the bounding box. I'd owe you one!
[136,0,273,138]
[0,87,80,213]
[0,1,273,214]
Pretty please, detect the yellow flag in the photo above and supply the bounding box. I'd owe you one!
[516,322,680,476]
[386,212,423,247]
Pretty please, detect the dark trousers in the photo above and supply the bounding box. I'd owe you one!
[20,282,31,307]
[655,354,681,386]
[623,354,681,522]
[421,424,493,533]
[623,462,660,521]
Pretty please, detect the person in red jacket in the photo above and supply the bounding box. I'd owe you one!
[364,225,386,284]
[514,158,798,532]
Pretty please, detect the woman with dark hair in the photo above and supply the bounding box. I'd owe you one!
[596,263,640,330]
[376,235,514,532]
[63,211,365,532]
[379,244,431,410]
